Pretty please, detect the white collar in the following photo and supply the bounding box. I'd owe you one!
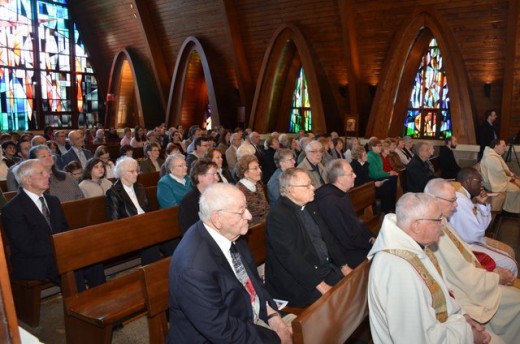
[239,178,256,192]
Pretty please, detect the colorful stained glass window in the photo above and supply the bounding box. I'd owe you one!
[404,38,452,139]
[0,0,99,131]
[289,68,312,133]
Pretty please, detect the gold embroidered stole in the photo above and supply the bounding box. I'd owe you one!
[384,249,448,323]
[442,226,482,269]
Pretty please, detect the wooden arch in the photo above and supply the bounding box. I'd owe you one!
[366,10,475,143]
[105,48,164,129]
[249,24,326,133]
[165,37,220,129]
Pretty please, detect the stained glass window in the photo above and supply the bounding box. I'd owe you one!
[0,0,99,131]
[289,68,312,133]
[404,38,451,139]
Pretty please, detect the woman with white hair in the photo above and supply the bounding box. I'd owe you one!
[157,153,192,209]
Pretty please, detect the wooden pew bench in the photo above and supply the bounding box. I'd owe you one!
[292,259,372,344]
[137,171,160,187]
[347,181,381,236]
[52,206,182,344]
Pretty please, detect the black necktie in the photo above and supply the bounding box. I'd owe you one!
[39,196,52,233]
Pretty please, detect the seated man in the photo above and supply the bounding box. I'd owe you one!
[480,139,520,214]
[405,141,435,192]
[439,136,461,179]
[368,193,502,343]
[314,159,375,268]
[265,168,351,307]
[297,140,328,189]
[168,183,292,343]
[2,159,66,284]
[425,178,520,344]
[58,130,93,169]
[178,159,219,233]
[450,167,518,276]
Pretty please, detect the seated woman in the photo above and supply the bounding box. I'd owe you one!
[30,145,84,202]
[204,148,234,183]
[178,159,219,233]
[350,145,397,213]
[267,148,296,204]
[106,157,165,264]
[139,142,164,173]
[331,137,345,159]
[236,154,269,226]
[64,161,83,182]
[79,158,113,198]
[94,145,115,179]
[157,153,192,209]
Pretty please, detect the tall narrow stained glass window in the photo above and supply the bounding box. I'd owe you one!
[0,0,99,131]
[289,68,311,133]
[404,38,452,139]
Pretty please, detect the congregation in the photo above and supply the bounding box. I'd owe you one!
[0,122,519,344]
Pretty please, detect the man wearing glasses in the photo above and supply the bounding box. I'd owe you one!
[297,140,328,189]
[368,193,501,343]
[168,183,292,343]
[449,167,518,276]
[425,178,520,344]
[185,136,210,173]
[265,168,350,307]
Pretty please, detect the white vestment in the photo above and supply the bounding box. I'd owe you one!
[449,187,518,276]
[368,214,474,344]
[480,146,520,213]
[433,224,520,343]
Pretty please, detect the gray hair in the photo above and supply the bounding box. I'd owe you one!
[326,159,348,184]
[15,159,42,186]
[424,178,451,197]
[274,148,294,168]
[236,143,256,161]
[279,168,309,196]
[114,156,138,179]
[165,153,186,171]
[199,183,243,222]
[395,193,437,231]
[304,140,321,153]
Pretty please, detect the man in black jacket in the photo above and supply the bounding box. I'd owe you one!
[439,136,461,179]
[265,168,351,307]
[477,109,498,161]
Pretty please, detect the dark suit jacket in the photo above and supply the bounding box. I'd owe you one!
[58,147,94,169]
[178,187,201,234]
[265,196,347,307]
[314,184,373,267]
[405,155,435,193]
[105,179,149,220]
[477,121,497,160]
[168,221,279,343]
[439,145,461,179]
[1,190,68,282]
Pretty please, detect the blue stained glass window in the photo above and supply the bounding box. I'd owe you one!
[404,39,452,139]
[0,0,99,130]
[289,68,312,133]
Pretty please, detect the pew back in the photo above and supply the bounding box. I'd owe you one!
[292,259,371,344]
[347,181,380,235]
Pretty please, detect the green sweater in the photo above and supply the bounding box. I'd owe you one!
[367,151,390,180]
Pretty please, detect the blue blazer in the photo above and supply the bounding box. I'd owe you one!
[168,221,280,343]
[58,147,93,169]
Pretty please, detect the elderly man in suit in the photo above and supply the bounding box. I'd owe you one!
[266,168,351,307]
[58,130,93,169]
[2,159,68,283]
[168,183,292,343]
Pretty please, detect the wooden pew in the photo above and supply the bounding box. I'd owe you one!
[0,226,21,343]
[137,171,160,187]
[52,206,182,344]
[347,181,381,236]
[292,259,372,344]
[140,257,171,344]
[61,195,107,230]
[244,222,267,266]
[3,192,16,201]
[0,180,7,193]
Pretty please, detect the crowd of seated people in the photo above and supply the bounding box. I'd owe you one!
[1,123,520,343]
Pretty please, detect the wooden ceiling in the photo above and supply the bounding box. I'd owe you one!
[68,0,519,141]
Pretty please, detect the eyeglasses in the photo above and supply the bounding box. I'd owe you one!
[290,183,313,189]
[204,172,219,177]
[125,169,139,174]
[281,157,295,162]
[173,163,187,168]
[416,215,446,224]
[342,172,355,177]
[218,208,249,217]
[435,195,456,203]
[308,150,323,154]
[248,166,261,171]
